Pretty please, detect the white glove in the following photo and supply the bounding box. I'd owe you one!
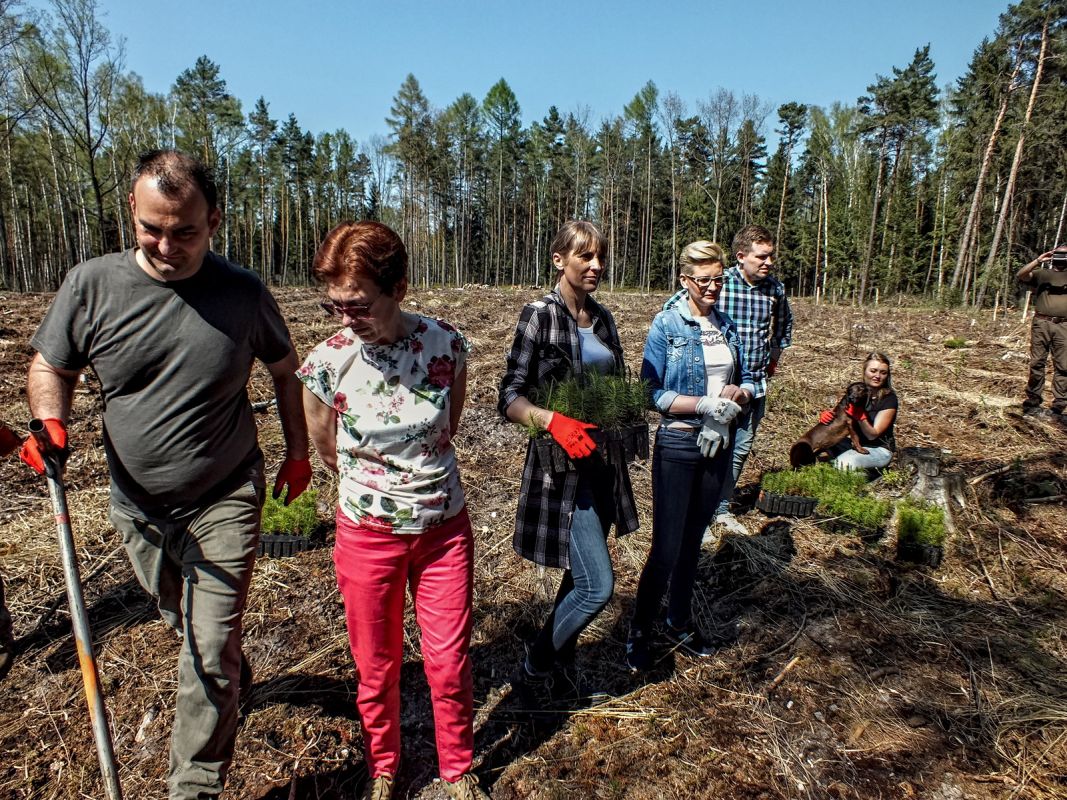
[695,395,742,425]
[697,417,730,458]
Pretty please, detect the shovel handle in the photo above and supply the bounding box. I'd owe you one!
[28,417,123,799]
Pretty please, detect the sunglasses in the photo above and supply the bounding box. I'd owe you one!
[320,294,381,318]
[683,274,725,289]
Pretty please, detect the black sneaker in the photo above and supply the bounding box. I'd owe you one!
[1023,406,1053,419]
[510,660,553,701]
[663,622,719,658]
[626,629,653,672]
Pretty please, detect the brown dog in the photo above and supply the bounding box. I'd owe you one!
[790,382,870,468]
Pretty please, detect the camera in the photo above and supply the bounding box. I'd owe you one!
[1052,250,1067,268]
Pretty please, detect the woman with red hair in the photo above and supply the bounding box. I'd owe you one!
[300,221,487,800]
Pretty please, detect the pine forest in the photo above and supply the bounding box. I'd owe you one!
[0,0,1064,307]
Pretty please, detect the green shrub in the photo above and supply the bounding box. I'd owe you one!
[896,499,947,547]
[943,336,967,349]
[261,489,320,536]
[530,371,648,432]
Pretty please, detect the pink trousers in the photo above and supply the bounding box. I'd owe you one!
[334,507,474,782]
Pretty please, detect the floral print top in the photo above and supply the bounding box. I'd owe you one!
[299,313,470,534]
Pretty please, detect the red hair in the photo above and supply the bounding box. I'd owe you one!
[313,221,408,294]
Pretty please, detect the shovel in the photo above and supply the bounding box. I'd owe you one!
[28,419,123,800]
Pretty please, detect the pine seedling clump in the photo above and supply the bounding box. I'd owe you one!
[760,463,866,498]
[896,499,947,547]
[761,464,889,530]
[261,489,320,537]
[529,372,648,434]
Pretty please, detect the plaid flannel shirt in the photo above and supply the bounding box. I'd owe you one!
[498,288,640,569]
[717,265,793,398]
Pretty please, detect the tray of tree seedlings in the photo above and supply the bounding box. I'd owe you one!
[528,372,649,474]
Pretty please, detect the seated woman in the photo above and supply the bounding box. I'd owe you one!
[822,351,898,470]
[299,221,488,800]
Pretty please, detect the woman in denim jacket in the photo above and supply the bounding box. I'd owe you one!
[626,241,755,671]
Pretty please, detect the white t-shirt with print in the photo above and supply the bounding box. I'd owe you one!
[298,313,469,534]
[697,315,733,397]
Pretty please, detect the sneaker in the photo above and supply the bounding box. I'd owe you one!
[715,512,749,536]
[1023,405,1053,418]
[363,774,394,800]
[663,622,719,658]
[625,628,653,672]
[553,662,584,700]
[509,660,553,701]
[441,772,490,800]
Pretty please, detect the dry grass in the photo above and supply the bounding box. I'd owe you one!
[1,287,1066,799]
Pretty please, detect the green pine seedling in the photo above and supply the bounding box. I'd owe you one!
[895,499,947,547]
[261,489,320,537]
[529,372,649,433]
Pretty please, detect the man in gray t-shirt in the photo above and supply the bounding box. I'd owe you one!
[21,150,310,799]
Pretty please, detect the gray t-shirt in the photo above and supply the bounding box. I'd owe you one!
[32,249,293,517]
[1022,267,1067,318]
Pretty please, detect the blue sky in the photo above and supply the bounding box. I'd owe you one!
[59,0,1009,143]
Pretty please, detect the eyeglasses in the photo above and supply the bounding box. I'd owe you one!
[683,274,725,290]
[320,294,381,318]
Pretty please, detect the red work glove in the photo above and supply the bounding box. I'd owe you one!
[272,456,312,505]
[0,424,21,458]
[19,418,67,475]
[546,413,598,459]
[844,403,867,422]
[767,359,778,377]
[818,410,834,425]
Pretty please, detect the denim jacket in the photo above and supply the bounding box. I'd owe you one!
[641,289,756,425]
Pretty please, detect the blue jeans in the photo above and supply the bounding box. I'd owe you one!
[528,483,614,671]
[715,394,766,516]
[832,444,893,471]
[631,426,729,634]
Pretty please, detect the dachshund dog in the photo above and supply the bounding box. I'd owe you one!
[790,382,870,468]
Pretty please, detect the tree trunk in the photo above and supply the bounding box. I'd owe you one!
[860,136,888,301]
[949,55,1020,291]
[977,18,1049,301]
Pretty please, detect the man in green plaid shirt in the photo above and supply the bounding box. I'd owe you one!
[712,225,793,535]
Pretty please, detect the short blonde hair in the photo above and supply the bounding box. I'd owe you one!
[679,241,725,275]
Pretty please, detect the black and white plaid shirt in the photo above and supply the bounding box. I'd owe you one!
[498,288,640,569]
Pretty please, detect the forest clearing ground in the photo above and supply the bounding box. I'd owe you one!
[1,287,1065,799]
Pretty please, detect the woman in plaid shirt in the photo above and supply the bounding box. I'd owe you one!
[498,221,639,697]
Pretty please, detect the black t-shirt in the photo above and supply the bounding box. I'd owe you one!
[861,390,898,451]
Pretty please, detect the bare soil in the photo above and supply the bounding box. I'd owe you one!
[1,286,1065,799]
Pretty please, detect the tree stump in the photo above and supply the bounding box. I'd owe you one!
[898,447,966,533]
